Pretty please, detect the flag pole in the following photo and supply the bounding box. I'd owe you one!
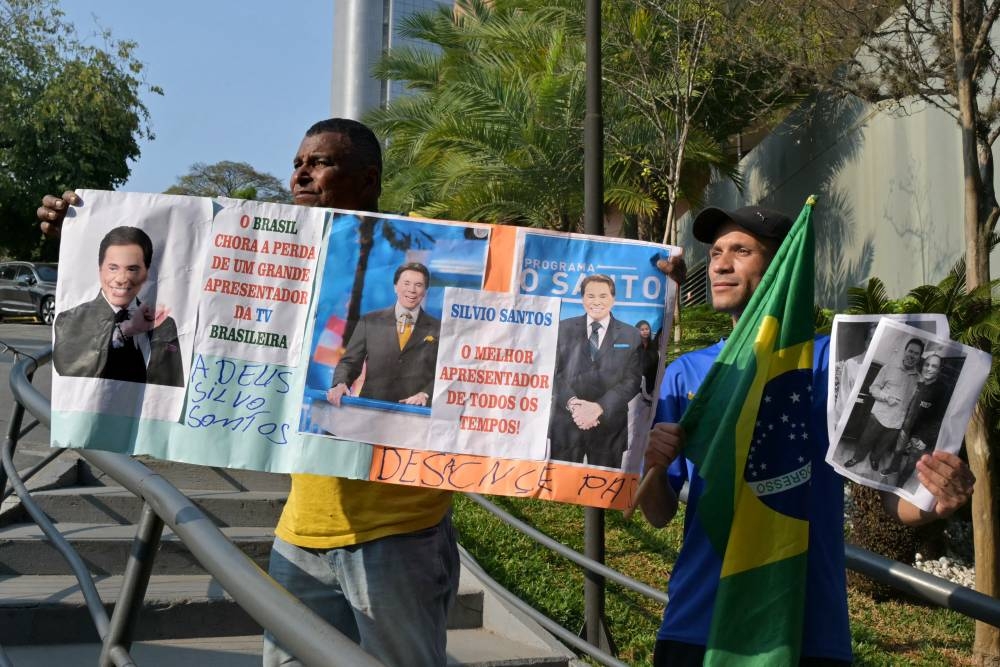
[623,464,664,521]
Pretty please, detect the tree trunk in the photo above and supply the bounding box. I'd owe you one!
[967,405,1000,665]
[953,3,999,661]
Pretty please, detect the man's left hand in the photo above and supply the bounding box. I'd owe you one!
[656,256,687,284]
[916,451,975,519]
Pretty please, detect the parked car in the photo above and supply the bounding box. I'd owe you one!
[0,261,58,324]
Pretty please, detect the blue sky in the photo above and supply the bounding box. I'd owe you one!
[59,1,334,194]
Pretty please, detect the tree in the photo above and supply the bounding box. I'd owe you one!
[797,3,1000,660]
[600,0,817,244]
[0,0,158,260]
[369,2,590,230]
[369,0,815,239]
[164,161,291,203]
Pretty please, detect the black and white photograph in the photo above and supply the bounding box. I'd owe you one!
[826,318,992,510]
[827,313,948,442]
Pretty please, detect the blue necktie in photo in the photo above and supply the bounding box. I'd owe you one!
[589,321,601,360]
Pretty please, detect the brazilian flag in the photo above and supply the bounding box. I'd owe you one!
[679,197,817,665]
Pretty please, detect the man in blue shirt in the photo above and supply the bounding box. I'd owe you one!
[639,205,975,666]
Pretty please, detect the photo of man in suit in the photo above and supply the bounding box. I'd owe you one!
[888,351,955,490]
[327,262,440,407]
[549,274,643,468]
[53,226,185,387]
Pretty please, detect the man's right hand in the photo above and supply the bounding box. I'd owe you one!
[327,383,350,407]
[37,191,80,238]
[644,422,685,471]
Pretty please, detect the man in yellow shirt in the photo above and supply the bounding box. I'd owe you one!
[38,118,458,667]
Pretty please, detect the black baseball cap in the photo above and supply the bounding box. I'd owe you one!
[692,205,793,243]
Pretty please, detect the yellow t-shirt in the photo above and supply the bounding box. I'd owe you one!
[275,474,453,549]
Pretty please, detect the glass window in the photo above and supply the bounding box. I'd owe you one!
[36,265,57,282]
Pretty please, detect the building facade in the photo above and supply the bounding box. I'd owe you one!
[330,0,452,120]
[686,95,1000,309]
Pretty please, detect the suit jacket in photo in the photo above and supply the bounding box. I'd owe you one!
[900,379,950,446]
[549,314,642,466]
[332,305,441,405]
[52,294,185,387]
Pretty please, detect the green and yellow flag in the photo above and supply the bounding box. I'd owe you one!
[679,197,817,665]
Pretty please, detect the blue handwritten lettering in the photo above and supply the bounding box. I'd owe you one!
[186,354,294,445]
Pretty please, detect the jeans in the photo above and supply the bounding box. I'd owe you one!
[263,514,459,667]
[855,415,899,469]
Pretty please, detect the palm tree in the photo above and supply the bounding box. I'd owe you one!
[367,0,756,239]
[369,2,591,229]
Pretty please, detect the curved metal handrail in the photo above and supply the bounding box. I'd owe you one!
[467,493,668,606]
[468,492,1000,630]
[8,349,382,667]
[457,546,627,667]
[7,344,998,667]
[845,544,1000,627]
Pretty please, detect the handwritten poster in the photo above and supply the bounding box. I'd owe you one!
[51,191,679,510]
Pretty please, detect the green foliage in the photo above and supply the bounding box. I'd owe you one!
[846,277,895,315]
[369,2,588,228]
[164,161,291,203]
[0,0,158,259]
[453,494,682,666]
[369,0,816,238]
[669,303,730,361]
[454,492,976,665]
[814,306,835,333]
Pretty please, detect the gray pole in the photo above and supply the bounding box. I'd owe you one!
[583,0,613,655]
[584,0,604,237]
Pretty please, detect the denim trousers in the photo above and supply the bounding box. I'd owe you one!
[262,514,459,666]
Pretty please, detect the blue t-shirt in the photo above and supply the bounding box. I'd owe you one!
[655,336,851,661]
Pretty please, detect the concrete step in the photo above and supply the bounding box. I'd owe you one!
[79,455,291,492]
[446,628,573,666]
[1,635,262,667]
[0,523,273,575]
[0,574,259,644]
[0,570,484,644]
[1,629,571,667]
[0,486,287,528]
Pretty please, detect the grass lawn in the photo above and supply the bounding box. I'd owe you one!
[454,494,976,666]
[453,305,976,666]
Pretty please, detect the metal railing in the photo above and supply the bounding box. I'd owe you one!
[5,344,999,667]
[4,348,382,667]
[464,493,1000,666]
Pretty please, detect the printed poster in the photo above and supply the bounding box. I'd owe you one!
[51,191,679,510]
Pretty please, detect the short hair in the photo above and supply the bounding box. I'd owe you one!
[394,262,430,286]
[904,338,925,354]
[305,118,383,179]
[99,226,153,268]
[581,274,616,297]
